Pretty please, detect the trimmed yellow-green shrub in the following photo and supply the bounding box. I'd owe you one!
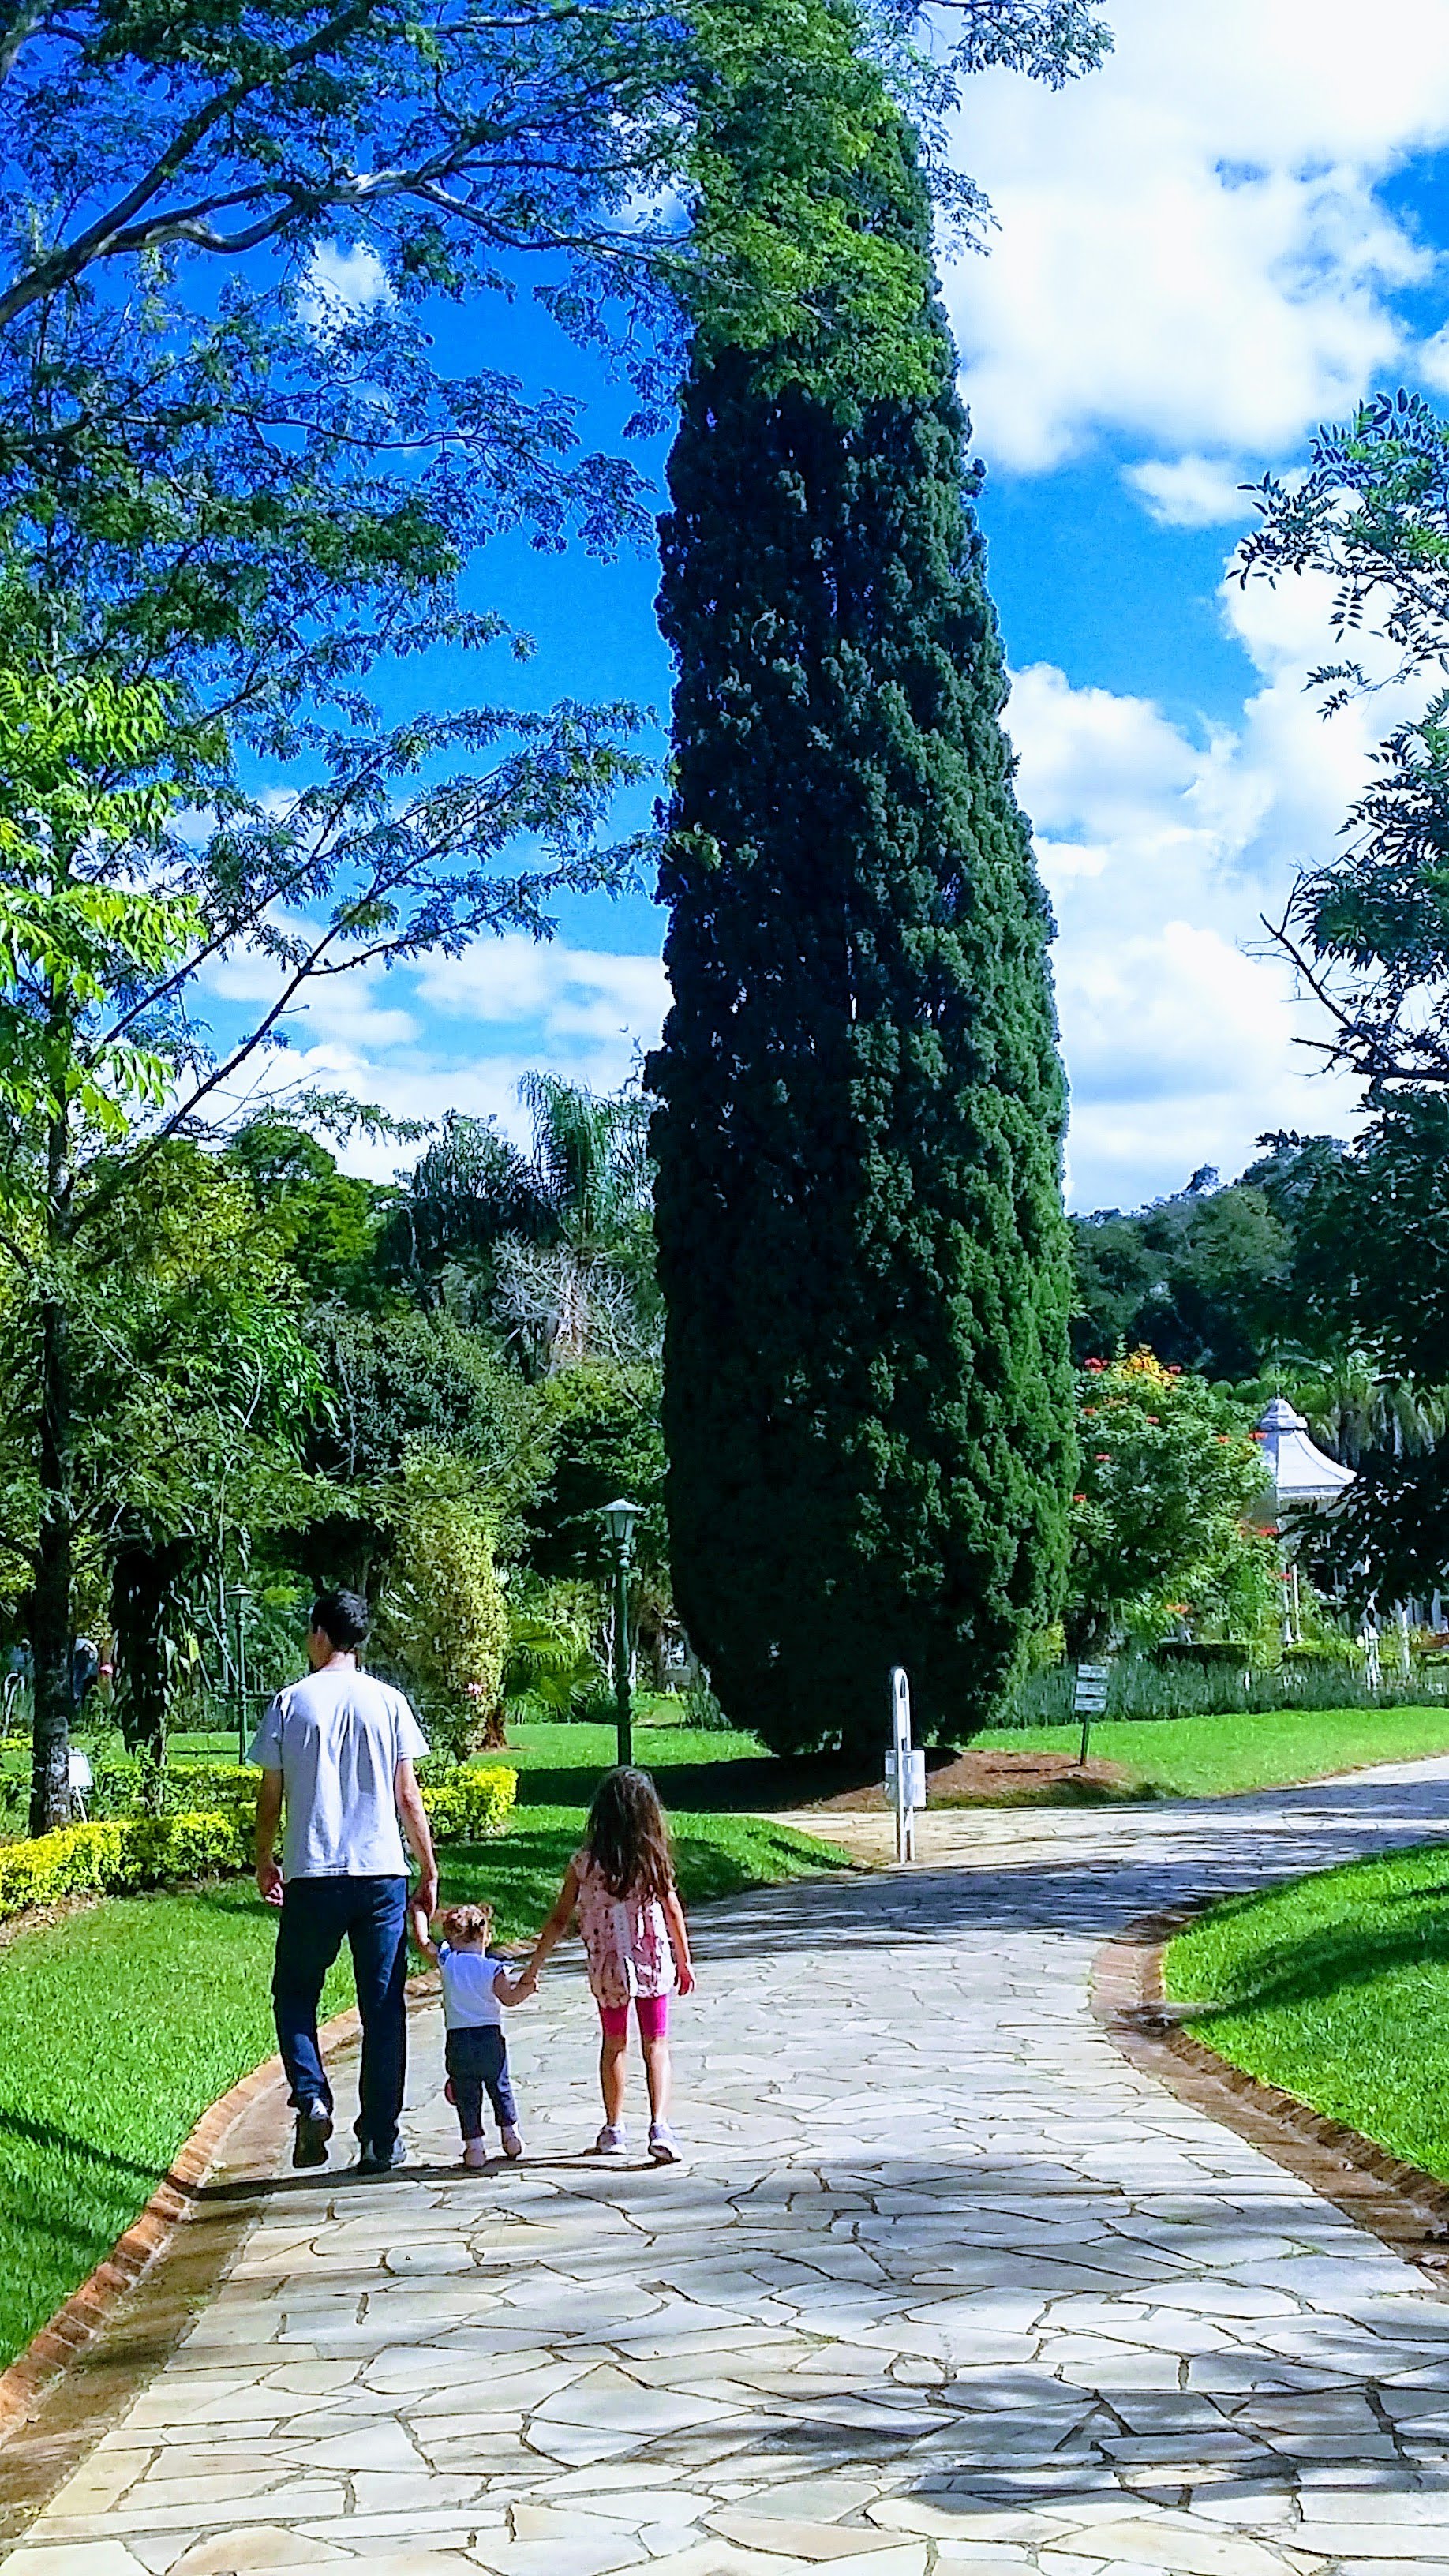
[95,1759,261,1821]
[0,1762,516,1923]
[421,1764,517,1841]
[0,1813,250,1920]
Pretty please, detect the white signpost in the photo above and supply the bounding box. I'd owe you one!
[886,1665,924,1862]
[1074,1662,1110,1767]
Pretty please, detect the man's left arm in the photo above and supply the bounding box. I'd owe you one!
[395,1759,438,1921]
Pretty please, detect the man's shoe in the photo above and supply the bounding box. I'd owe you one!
[589,2123,627,2155]
[355,2136,407,2174]
[462,2138,489,2169]
[500,2125,524,2160]
[292,2107,333,2170]
[648,2121,682,2165]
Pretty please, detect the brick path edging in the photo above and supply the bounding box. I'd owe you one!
[0,1987,376,2441]
[1092,1901,1449,2286]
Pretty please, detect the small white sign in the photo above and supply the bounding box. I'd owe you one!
[67,1748,93,1791]
[886,1747,927,1809]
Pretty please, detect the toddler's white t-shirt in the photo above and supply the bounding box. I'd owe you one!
[437,1941,504,2031]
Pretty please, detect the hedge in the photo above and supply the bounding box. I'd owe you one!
[0,1764,518,1923]
[421,1763,516,1840]
[0,1814,250,1920]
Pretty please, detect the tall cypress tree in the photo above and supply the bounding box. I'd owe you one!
[649,123,1076,1759]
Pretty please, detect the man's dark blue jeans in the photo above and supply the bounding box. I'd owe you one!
[273,1874,409,2156]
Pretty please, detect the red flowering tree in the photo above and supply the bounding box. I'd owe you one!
[1066,1350,1273,1655]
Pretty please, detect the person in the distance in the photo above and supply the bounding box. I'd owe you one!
[252,1589,437,2173]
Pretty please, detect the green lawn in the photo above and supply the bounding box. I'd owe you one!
[1164,1839,1449,2181]
[511,1706,1449,1809]
[0,1806,841,2374]
[972,1705,1449,1799]
[503,1719,765,1806]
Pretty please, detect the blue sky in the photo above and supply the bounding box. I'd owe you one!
[208,0,1449,1211]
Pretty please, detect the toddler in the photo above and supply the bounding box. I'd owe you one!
[413,1900,534,2168]
[524,1766,694,2163]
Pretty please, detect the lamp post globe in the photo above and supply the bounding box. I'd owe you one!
[600,1500,642,1768]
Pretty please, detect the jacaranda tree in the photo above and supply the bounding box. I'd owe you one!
[650,111,1076,1759]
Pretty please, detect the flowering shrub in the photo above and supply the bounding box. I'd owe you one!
[1068,1349,1275,1654]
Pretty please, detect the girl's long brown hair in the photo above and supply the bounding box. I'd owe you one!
[586,1766,675,1903]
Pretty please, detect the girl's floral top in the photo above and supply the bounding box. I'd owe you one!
[572,1847,674,2007]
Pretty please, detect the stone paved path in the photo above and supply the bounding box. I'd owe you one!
[13,1758,1449,2574]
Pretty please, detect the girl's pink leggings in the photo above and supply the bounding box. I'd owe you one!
[597,1994,669,2042]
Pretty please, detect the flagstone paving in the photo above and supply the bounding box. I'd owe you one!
[13,1756,1449,2574]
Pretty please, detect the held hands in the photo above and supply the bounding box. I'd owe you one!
[256,1859,284,1908]
[410,1904,436,1955]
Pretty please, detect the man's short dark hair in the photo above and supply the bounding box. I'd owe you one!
[310,1589,370,1650]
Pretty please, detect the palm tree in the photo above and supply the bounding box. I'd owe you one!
[1290,1351,1449,1465]
[494,1074,657,1372]
[387,1077,657,1371]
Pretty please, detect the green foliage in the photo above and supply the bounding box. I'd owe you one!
[650,118,1074,1759]
[87,1753,259,1822]
[79,1750,516,1843]
[504,1592,605,1719]
[1069,1168,1291,1377]
[1067,1350,1272,1653]
[304,1308,542,1501]
[526,1366,667,1587]
[372,1465,510,1755]
[224,1121,391,1307]
[0,667,200,1163]
[1241,388,1449,1096]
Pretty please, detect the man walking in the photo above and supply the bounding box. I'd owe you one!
[252,1590,437,2172]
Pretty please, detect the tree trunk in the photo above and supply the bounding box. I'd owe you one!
[112,1533,190,1758]
[29,1291,73,1836]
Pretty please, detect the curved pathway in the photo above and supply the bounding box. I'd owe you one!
[10,1760,1449,2574]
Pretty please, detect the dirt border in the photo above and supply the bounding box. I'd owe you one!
[1092,1902,1449,2284]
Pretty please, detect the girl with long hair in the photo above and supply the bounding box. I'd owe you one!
[524,1766,695,2162]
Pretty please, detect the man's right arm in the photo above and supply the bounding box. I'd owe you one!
[395,1758,438,1922]
[255,1769,285,1907]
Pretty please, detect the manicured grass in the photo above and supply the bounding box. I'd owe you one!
[972,1705,1449,1799]
[0,1805,841,2373]
[1163,1840,1449,2181]
[504,1719,764,1807]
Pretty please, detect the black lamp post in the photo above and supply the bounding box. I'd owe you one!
[601,1498,642,1769]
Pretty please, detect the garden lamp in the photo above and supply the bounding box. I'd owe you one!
[600,1499,642,1768]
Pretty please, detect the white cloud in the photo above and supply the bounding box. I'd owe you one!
[1125,455,1256,529]
[1420,324,1449,394]
[413,936,668,1046]
[942,0,1449,475]
[200,934,670,1181]
[1007,564,1428,1208]
[299,241,393,331]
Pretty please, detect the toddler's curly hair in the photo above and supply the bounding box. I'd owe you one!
[440,1903,493,1946]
